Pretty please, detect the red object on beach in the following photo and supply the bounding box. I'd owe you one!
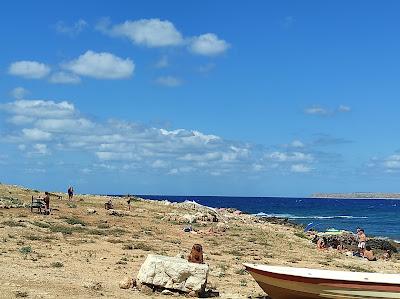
[244,263,400,299]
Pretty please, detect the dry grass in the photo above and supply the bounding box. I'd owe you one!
[0,183,399,299]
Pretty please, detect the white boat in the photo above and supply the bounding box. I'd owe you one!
[244,263,400,299]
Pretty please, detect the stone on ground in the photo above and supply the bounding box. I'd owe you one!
[119,276,133,289]
[137,254,208,294]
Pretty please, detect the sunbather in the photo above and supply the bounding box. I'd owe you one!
[363,245,377,261]
[383,250,391,261]
[317,237,327,249]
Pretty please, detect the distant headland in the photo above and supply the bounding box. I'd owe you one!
[311,192,400,199]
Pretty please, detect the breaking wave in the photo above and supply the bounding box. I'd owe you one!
[253,212,368,220]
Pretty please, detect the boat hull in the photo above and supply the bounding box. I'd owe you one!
[245,264,400,299]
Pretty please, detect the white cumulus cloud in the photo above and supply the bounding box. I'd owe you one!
[55,19,88,37]
[0,100,75,119]
[155,76,182,87]
[305,105,351,116]
[10,87,29,99]
[155,55,169,68]
[290,140,304,148]
[384,154,400,169]
[31,143,50,155]
[304,106,328,115]
[0,100,288,176]
[338,105,351,112]
[189,33,230,56]
[22,128,52,141]
[49,72,81,84]
[98,18,230,56]
[8,61,51,79]
[98,18,183,47]
[62,50,134,79]
[291,164,312,173]
[268,151,313,162]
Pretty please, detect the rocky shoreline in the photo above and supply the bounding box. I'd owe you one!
[0,183,399,298]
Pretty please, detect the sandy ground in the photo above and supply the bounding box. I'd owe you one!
[0,183,399,299]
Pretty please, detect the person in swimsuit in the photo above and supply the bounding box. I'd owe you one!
[363,245,377,261]
[357,229,367,254]
[317,237,327,249]
[383,250,391,261]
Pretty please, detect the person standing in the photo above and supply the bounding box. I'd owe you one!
[357,229,367,255]
[126,194,133,210]
[43,192,50,215]
[68,186,74,200]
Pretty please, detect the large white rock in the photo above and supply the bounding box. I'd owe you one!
[136,254,208,293]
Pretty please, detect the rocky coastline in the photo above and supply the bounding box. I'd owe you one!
[0,183,399,298]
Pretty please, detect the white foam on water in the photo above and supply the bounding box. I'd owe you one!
[254,212,368,220]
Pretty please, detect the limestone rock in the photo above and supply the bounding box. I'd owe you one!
[140,284,153,295]
[119,276,133,289]
[181,214,197,224]
[212,222,229,233]
[195,212,218,222]
[87,208,96,214]
[137,254,208,293]
[161,289,174,295]
[108,209,130,217]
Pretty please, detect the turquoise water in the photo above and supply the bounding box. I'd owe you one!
[138,195,400,241]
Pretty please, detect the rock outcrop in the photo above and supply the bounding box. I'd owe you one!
[86,208,96,214]
[0,196,26,209]
[136,254,209,295]
[107,209,130,217]
[312,233,398,253]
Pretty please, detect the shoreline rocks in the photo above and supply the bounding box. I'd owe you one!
[312,233,398,253]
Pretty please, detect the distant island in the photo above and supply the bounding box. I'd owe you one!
[311,192,400,199]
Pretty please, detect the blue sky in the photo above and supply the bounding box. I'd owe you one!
[1,1,400,196]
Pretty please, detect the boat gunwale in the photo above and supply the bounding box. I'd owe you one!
[243,263,400,287]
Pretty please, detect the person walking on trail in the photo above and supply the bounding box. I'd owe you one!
[68,186,74,200]
[44,192,50,215]
[127,197,133,210]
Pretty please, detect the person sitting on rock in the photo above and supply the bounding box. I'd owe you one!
[383,250,391,261]
[363,245,377,261]
[317,237,327,250]
[104,199,113,210]
[188,244,204,264]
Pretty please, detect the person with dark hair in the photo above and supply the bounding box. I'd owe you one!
[383,250,392,261]
[126,194,133,210]
[357,229,367,254]
[317,237,327,249]
[68,186,74,200]
[188,244,204,264]
[43,192,50,215]
[105,199,113,210]
[363,245,377,261]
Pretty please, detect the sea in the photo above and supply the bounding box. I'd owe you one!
[136,195,400,242]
